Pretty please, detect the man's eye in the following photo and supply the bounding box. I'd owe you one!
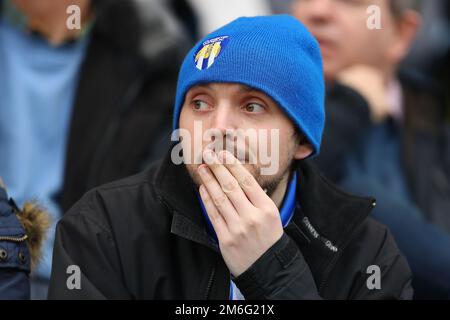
[193,100,210,111]
[243,103,265,113]
[336,0,366,7]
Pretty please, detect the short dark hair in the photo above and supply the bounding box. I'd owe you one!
[389,0,422,18]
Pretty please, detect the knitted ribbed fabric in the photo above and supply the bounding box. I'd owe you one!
[173,15,325,155]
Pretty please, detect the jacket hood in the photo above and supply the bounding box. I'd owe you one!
[16,202,51,272]
[91,0,189,68]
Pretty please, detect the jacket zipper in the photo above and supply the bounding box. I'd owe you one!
[204,265,216,300]
[159,195,217,300]
[318,249,343,293]
[0,235,27,242]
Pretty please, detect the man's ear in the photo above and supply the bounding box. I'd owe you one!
[387,10,421,65]
[293,141,314,160]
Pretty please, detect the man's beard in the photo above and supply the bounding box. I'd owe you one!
[182,132,298,198]
[258,168,288,198]
[185,151,294,199]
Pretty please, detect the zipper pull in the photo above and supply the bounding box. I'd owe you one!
[0,234,28,242]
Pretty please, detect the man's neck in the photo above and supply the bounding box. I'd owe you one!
[270,171,290,209]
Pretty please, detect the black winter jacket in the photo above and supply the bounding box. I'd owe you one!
[48,149,413,300]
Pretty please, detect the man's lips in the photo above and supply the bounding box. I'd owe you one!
[205,145,250,163]
[317,38,335,51]
[312,34,336,54]
[200,152,247,165]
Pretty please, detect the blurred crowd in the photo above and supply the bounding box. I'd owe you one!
[0,0,449,299]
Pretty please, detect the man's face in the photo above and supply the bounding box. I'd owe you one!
[11,0,92,45]
[292,0,398,81]
[178,83,311,196]
[13,0,91,17]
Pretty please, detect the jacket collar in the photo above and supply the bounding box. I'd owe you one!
[293,160,375,248]
[153,147,376,251]
[153,148,218,251]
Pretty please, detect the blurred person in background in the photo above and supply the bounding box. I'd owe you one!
[404,0,449,80]
[0,0,188,298]
[293,0,450,298]
[403,0,450,124]
[167,0,199,42]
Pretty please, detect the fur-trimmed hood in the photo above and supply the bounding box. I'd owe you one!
[0,178,50,272]
[15,202,51,271]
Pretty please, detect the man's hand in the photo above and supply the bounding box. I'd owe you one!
[337,65,390,122]
[198,149,283,277]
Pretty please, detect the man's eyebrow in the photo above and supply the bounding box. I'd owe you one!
[238,85,257,93]
[191,83,258,93]
[191,83,213,91]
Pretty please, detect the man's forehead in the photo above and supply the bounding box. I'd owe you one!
[189,83,262,94]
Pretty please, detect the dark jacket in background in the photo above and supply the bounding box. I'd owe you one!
[315,71,450,230]
[48,148,413,300]
[313,71,450,299]
[58,0,190,212]
[313,83,372,183]
[399,72,450,230]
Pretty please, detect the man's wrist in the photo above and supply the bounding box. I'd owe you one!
[233,233,301,299]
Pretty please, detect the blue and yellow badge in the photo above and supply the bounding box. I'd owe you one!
[194,35,230,70]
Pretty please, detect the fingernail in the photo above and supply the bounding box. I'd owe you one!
[218,151,225,162]
[203,150,215,164]
[198,165,208,175]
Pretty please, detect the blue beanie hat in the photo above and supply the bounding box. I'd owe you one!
[172,15,325,155]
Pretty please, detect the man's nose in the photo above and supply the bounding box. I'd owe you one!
[209,105,239,135]
[305,0,334,24]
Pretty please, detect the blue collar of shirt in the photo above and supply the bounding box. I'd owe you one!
[198,172,298,244]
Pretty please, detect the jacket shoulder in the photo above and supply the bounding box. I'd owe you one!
[343,217,413,299]
[62,161,164,233]
[353,217,407,265]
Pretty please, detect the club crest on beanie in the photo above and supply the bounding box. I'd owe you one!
[173,15,325,156]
